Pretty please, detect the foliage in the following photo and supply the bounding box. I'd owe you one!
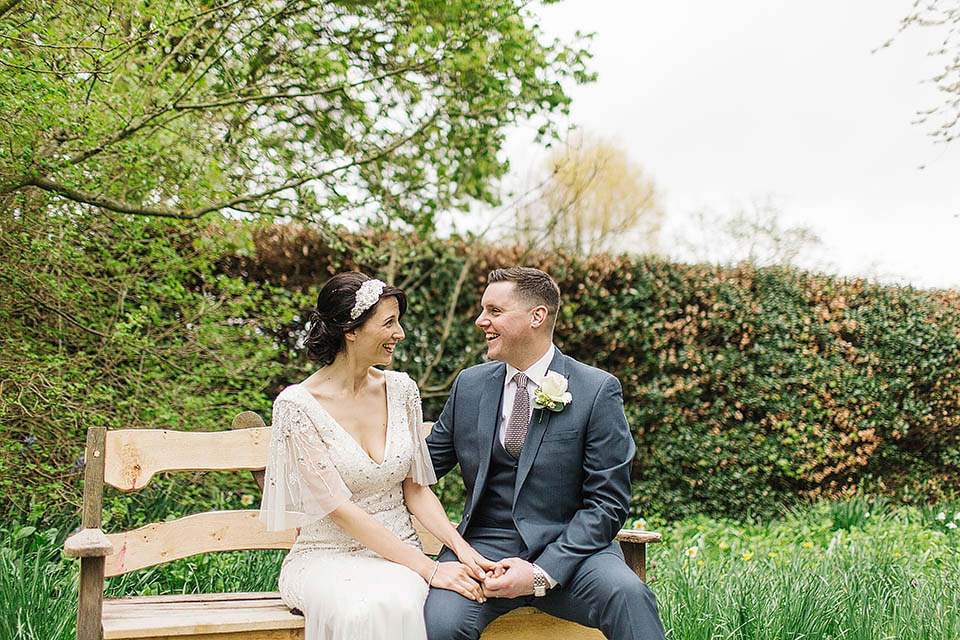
[892,1,960,144]
[671,197,825,269]
[220,226,960,520]
[642,499,960,639]
[827,494,890,532]
[4,211,960,522]
[0,523,76,640]
[5,499,960,639]
[0,0,592,227]
[0,199,287,521]
[514,128,663,255]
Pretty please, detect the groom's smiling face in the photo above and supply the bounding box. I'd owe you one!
[476,281,536,367]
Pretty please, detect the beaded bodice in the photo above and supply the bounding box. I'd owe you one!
[273,372,422,557]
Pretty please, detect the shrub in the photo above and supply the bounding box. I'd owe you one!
[4,217,960,522]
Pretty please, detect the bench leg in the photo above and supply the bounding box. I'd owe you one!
[77,556,105,640]
[621,541,647,583]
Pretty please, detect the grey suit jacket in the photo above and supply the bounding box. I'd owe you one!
[426,348,635,587]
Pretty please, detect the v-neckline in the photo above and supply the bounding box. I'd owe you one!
[298,373,393,467]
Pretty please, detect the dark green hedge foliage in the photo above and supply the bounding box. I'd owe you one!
[3,213,959,522]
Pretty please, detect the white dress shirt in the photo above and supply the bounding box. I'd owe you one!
[496,344,558,588]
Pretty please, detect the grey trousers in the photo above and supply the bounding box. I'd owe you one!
[423,527,666,640]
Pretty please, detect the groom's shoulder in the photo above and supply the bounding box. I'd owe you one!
[458,360,502,381]
[561,353,618,387]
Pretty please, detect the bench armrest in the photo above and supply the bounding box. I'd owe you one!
[615,529,662,545]
[64,527,114,558]
[615,529,661,583]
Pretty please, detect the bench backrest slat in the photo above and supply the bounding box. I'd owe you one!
[105,510,296,577]
[104,428,272,491]
[104,511,443,577]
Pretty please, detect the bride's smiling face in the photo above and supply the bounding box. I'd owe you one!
[349,296,405,366]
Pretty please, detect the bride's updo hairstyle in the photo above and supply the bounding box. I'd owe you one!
[304,272,407,366]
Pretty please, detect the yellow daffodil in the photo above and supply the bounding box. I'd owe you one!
[742,552,753,561]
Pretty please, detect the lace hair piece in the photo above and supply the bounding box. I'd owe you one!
[350,279,387,320]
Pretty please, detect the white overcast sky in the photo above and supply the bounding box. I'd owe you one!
[489,0,960,289]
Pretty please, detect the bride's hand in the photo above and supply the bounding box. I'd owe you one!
[452,541,498,582]
[429,561,486,602]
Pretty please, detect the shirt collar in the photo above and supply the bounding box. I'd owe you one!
[505,344,555,387]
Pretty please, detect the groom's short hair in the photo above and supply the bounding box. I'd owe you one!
[488,267,560,328]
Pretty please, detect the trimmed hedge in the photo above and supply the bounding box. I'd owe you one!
[3,215,959,522]
[226,226,960,520]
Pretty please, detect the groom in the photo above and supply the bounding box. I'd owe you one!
[425,267,665,640]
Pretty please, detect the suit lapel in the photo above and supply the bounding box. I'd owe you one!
[471,363,505,509]
[515,349,567,493]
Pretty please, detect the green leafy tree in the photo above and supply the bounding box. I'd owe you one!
[0,0,592,228]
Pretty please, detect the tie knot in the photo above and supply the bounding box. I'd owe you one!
[513,372,529,388]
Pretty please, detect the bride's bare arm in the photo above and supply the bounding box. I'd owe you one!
[402,478,499,580]
[327,499,485,601]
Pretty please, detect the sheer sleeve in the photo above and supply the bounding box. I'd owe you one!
[259,394,352,531]
[403,376,437,486]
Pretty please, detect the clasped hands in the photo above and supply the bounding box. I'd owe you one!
[433,543,537,602]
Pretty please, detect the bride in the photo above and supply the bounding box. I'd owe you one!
[259,272,494,640]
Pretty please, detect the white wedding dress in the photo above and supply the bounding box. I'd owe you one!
[259,370,437,640]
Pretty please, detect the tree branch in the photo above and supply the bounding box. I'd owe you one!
[0,0,21,19]
[14,106,440,218]
[6,274,112,339]
[18,176,201,218]
[417,257,472,389]
[171,58,435,112]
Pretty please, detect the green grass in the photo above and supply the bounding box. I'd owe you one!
[639,498,960,639]
[3,498,959,640]
[0,525,77,640]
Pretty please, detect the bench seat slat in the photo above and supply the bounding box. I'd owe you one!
[101,593,603,640]
[482,607,604,639]
[102,593,303,639]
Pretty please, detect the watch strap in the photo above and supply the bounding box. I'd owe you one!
[532,565,548,597]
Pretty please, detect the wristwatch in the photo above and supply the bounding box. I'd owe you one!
[532,565,548,597]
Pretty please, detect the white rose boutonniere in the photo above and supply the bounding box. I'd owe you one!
[533,371,573,422]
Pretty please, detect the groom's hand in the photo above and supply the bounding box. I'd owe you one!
[481,557,534,598]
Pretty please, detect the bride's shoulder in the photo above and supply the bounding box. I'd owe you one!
[384,368,411,384]
[274,383,310,407]
[384,369,418,394]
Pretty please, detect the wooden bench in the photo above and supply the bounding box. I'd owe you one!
[65,415,661,640]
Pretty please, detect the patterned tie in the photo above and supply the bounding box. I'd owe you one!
[504,372,530,459]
